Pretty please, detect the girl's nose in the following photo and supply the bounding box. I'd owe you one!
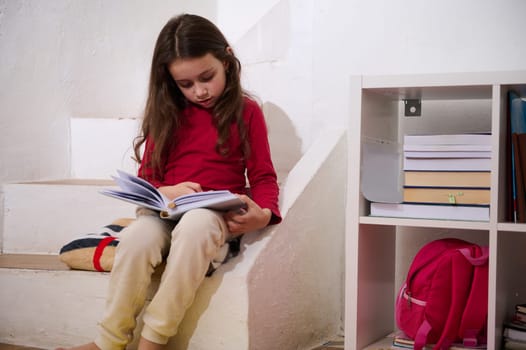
[195,84,208,98]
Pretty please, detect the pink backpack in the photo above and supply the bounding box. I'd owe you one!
[395,238,489,350]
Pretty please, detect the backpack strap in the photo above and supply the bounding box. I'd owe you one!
[460,246,489,266]
[434,250,473,350]
[458,246,489,347]
[414,319,432,350]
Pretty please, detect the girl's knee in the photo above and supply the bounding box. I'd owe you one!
[178,209,224,229]
[118,216,170,255]
[174,209,227,246]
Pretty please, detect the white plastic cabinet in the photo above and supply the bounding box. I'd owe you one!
[345,71,526,350]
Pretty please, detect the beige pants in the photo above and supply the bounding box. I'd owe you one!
[95,208,230,350]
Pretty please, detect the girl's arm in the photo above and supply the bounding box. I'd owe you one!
[242,99,282,225]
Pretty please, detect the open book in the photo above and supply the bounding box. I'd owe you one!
[100,170,246,220]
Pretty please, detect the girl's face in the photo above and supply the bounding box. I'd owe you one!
[168,53,227,109]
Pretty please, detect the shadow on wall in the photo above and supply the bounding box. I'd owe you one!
[262,101,303,183]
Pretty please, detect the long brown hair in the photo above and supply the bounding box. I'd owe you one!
[134,14,249,176]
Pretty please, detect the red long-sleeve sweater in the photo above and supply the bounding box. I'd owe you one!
[138,97,281,225]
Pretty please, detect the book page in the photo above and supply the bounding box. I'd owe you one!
[112,172,168,208]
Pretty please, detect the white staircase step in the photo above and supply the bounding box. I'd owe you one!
[2,180,136,254]
[0,255,146,349]
[70,118,140,179]
[0,258,109,348]
[1,129,347,350]
[0,253,245,350]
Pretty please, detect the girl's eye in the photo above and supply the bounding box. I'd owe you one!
[175,71,214,89]
[200,74,214,82]
[177,82,193,89]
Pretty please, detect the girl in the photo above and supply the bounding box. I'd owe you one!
[62,13,281,350]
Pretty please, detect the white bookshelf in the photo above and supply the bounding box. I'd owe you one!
[345,71,526,350]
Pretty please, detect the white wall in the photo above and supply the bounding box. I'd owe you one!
[217,0,281,44]
[224,0,526,157]
[312,0,526,133]
[2,0,526,184]
[227,0,313,168]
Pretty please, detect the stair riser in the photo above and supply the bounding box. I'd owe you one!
[0,268,161,349]
[1,269,109,348]
[0,266,248,350]
[70,118,139,179]
[3,183,135,254]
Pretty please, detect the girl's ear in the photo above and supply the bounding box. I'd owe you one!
[223,46,234,71]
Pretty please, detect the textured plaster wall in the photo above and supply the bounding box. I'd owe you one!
[0,0,214,184]
[311,0,526,138]
[232,0,314,155]
[224,0,526,163]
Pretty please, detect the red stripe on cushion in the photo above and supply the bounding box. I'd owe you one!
[93,236,117,272]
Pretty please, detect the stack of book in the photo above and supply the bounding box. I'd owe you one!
[370,133,491,221]
[503,304,526,350]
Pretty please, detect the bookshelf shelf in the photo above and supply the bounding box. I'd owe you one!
[361,335,395,350]
[359,216,491,230]
[345,71,526,350]
[498,223,526,233]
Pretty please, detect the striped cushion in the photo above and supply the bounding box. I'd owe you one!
[59,218,239,275]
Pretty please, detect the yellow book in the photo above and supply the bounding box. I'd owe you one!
[403,187,490,205]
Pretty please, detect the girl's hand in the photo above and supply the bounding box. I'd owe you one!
[158,182,202,200]
[223,194,272,237]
